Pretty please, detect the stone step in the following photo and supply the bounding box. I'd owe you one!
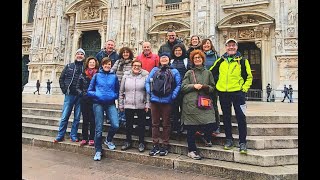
[22,113,298,137]
[22,106,298,124]
[22,133,298,180]
[22,115,298,149]
[22,123,298,167]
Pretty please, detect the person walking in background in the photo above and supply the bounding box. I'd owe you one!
[46,79,52,94]
[266,83,272,102]
[186,35,201,58]
[87,57,119,161]
[200,38,221,135]
[76,56,99,146]
[145,52,181,156]
[54,48,85,143]
[170,44,191,134]
[33,80,40,95]
[119,59,150,152]
[281,85,290,102]
[181,50,216,160]
[95,40,119,66]
[210,38,253,154]
[288,85,293,103]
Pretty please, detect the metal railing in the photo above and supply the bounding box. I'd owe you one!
[245,89,298,102]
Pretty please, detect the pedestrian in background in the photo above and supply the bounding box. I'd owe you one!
[266,83,272,102]
[288,85,293,103]
[33,80,40,95]
[46,79,52,94]
[281,85,290,102]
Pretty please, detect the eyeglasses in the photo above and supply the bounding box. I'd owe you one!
[168,35,176,37]
[226,44,237,48]
[193,56,202,60]
[132,65,141,68]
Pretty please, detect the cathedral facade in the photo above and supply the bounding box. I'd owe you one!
[22,0,298,99]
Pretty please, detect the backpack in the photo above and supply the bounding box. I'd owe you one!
[151,68,175,97]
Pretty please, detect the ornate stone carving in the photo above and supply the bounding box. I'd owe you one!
[222,30,228,40]
[287,27,295,37]
[198,21,205,35]
[287,8,296,25]
[229,15,260,26]
[276,56,298,81]
[22,38,31,44]
[255,41,261,49]
[238,29,255,39]
[262,27,270,39]
[284,38,298,49]
[82,6,100,20]
[229,32,236,39]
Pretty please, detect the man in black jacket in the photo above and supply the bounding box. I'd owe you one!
[54,48,85,143]
[158,30,185,57]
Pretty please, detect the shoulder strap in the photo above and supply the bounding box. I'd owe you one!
[240,58,248,82]
[191,70,197,83]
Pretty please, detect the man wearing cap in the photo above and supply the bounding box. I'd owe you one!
[54,48,85,143]
[96,40,119,66]
[158,30,185,57]
[209,39,253,154]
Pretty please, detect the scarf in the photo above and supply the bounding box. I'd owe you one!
[85,68,97,79]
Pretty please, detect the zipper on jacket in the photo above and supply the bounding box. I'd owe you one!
[226,62,230,92]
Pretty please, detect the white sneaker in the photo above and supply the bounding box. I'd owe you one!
[187,151,201,160]
[93,152,102,161]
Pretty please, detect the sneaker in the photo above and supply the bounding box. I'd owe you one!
[159,146,169,156]
[93,152,102,161]
[138,143,145,152]
[88,140,94,146]
[53,138,64,143]
[70,137,79,142]
[224,139,234,150]
[187,151,202,160]
[195,131,204,136]
[80,140,88,146]
[121,142,132,151]
[149,145,160,156]
[205,141,213,147]
[104,140,116,150]
[239,143,247,154]
[212,127,220,136]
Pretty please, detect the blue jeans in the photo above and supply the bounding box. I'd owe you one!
[218,91,247,144]
[93,103,119,153]
[56,95,81,140]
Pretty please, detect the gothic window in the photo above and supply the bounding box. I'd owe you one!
[165,0,182,4]
[28,0,37,23]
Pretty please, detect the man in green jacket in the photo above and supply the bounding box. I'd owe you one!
[209,38,253,154]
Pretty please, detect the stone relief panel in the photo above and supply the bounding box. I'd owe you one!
[276,56,298,81]
[238,29,255,39]
[82,6,100,20]
[227,15,264,26]
[284,38,298,49]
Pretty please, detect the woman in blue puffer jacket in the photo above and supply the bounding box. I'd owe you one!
[87,57,119,161]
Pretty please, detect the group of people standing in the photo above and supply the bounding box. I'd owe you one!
[52,30,253,161]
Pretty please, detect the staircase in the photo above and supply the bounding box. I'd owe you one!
[22,101,298,180]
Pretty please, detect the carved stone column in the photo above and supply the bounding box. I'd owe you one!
[98,27,106,49]
[72,30,82,57]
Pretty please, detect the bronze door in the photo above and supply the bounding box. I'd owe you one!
[238,42,262,101]
[80,30,101,58]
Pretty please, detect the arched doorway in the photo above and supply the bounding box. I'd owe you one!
[22,55,30,91]
[238,42,262,100]
[80,30,101,57]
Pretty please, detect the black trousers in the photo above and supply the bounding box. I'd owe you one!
[125,109,146,144]
[81,100,95,140]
